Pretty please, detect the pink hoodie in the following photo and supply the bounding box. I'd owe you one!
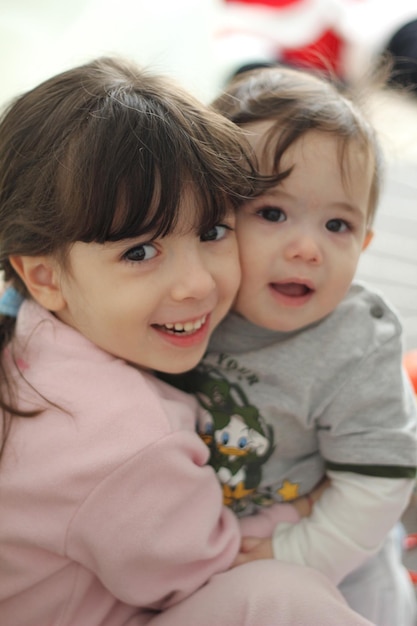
[0,301,240,625]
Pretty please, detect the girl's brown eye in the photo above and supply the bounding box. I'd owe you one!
[200,224,229,242]
[123,244,157,262]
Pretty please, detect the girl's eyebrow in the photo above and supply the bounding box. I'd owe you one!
[92,236,155,253]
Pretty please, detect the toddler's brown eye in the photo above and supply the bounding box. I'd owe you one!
[326,219,348,233]
[258,208,286,222]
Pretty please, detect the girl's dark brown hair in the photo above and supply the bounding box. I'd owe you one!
[212,64,384,227]
[0,56,262,459]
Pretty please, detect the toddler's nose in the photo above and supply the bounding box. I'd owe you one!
[284,233,322,264]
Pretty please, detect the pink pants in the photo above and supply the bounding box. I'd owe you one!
[144,560,375,626]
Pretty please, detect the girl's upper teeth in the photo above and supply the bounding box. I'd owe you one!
[164,315,206,332]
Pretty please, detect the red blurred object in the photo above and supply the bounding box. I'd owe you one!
[224,0,364,5]
[409,570,417,585]
[404,534,417,551]
[225,0,301,6]
[404,350,417,394]
[281,28,343,74]
[220,0,364,79]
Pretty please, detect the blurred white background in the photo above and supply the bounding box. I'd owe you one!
[0,0,221,106]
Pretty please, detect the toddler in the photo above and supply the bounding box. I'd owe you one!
[169,65,417,626]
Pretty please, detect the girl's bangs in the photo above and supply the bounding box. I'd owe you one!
[66,103,232,244]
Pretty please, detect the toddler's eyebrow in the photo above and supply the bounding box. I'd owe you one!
[331,202,366,218]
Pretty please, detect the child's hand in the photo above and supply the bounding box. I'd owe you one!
[292,478,330,517]
[232,479,331,568]
[232,537,273,567]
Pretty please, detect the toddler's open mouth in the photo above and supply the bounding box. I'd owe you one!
[271,282,313,297]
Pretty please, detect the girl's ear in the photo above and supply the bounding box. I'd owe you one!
[9,255,66,312]
[362,230,374,251]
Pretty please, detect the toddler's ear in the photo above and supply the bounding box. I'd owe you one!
[362,230,374,251]
[9,255,66,312]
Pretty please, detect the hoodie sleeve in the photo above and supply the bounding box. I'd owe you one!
[66,429,240,609]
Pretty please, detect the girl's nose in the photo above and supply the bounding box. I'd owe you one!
[283,233,322,264]
[170,250,216,301]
